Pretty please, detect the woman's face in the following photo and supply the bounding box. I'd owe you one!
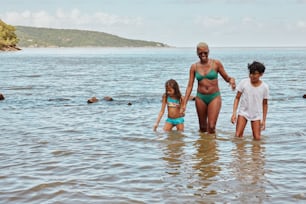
[197,46,209,62]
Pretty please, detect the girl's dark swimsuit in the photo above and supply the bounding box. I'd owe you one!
[195,61,220,105]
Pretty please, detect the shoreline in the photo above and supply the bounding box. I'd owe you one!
[0,46,22,51]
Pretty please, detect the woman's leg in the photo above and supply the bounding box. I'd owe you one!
[207,96,221,134]
[195,97,208,132]
[251,120,261,140]
[236,115,247,137]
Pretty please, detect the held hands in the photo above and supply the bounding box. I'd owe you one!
[180,106,186,116]
[229,77,236,90]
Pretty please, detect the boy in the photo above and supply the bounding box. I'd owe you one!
[231,61,269,140]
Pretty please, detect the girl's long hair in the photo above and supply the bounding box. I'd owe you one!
[165,79,182,99]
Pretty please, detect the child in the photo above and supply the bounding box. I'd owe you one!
[153,79,185,132]
[231,61,269,140]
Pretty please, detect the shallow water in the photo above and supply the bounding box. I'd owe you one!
[0,47,306,203]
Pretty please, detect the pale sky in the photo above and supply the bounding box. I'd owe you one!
[1,0,306,47]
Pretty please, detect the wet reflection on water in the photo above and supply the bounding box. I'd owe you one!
[230,139,267,203]
[162,132,186,176]
[192,133,220,197]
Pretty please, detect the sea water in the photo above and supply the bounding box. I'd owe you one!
[0,47,305,203]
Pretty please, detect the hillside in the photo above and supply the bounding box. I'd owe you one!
[15,26,169,48]
[0,20,19,51]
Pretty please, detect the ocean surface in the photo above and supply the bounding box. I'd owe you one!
[0,47,305,203]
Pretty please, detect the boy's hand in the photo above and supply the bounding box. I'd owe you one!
[231,114,236,124]
[261,121,266,130]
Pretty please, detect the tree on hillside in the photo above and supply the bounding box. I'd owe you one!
[0,19,19,49]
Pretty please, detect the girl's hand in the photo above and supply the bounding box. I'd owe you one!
[153,124,158,131]
[180,107,185,115]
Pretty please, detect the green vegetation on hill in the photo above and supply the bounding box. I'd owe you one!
[0,20,19,50]
[15,26,169,48]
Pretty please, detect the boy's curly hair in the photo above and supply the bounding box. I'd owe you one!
[248,61,266,74]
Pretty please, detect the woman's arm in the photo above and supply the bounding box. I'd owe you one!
[181,64,196,113]
[180,96,186,117]
[215,59,236,90]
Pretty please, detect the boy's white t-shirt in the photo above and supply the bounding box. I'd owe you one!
[237,78,269,121]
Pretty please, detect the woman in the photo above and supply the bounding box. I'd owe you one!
[181,42,236,133]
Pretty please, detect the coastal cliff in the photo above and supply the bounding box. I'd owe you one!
[0,20,20,51]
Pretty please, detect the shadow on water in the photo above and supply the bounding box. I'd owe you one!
[161,131,186,176]
[158,131,223,201]
[229,138,268,203]
[192,133,220,197]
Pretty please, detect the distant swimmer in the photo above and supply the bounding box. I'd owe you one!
[0,93,4,100]
[87,97,99,103]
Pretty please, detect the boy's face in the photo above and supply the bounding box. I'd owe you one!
[249,71,262,83]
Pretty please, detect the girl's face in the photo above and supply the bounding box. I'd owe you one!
[166,86,175,96]
[249,71,262,84]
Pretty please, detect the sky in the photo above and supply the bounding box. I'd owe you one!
[1,0,306,47]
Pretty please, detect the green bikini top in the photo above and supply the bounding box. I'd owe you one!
[195,61,218,81]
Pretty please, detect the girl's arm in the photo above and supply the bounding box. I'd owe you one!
[181,64,196,114]
[261,99,268,130]
[215,59,236,90]
[231,91,242,124]
[153,94,167,131]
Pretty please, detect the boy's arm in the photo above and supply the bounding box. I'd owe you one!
[154,95,167,131]
[261,99,268,130]
[231,92,242,124]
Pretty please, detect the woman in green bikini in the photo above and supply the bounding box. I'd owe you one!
[181,42,236,134]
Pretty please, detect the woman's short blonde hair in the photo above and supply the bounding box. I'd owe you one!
[197,42,209,49]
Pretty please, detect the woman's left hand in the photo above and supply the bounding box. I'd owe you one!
[229,77,236,90]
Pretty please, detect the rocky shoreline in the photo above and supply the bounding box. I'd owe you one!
[0,45,22,51]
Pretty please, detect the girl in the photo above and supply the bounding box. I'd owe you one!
[154,79,185,132]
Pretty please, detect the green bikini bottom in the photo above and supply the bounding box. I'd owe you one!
[196,91,220,105]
